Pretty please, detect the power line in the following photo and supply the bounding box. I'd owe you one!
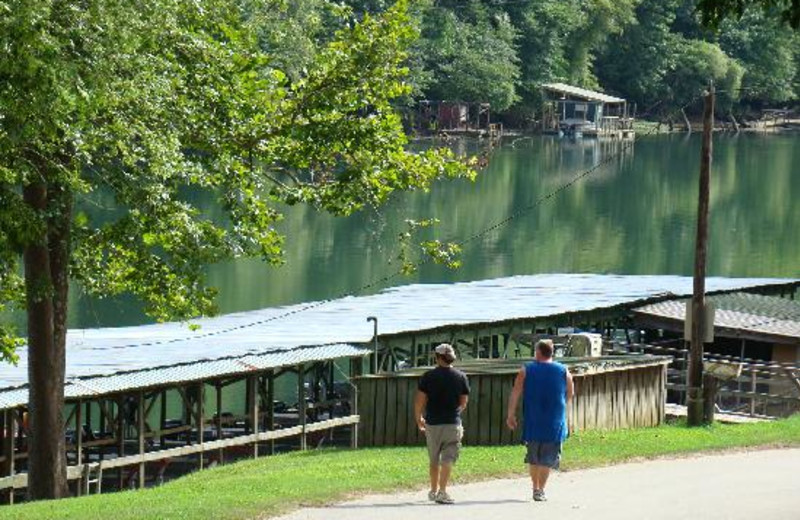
[106,90,708,350]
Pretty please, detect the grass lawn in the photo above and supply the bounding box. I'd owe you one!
[3,415,799,520]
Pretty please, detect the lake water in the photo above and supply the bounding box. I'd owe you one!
[66,132,800,329]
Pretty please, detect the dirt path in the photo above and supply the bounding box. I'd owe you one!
[276,448,800,520]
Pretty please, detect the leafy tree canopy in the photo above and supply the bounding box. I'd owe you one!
[697,0,800,28]
[0,0,471,350]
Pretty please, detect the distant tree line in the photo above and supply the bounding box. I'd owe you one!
[272,0,800,123]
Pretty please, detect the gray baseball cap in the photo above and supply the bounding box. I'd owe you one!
[434,343,457,360]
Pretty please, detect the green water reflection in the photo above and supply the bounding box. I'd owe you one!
[67,133,800,328]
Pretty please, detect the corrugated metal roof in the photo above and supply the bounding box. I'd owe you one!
[0,274,795,398]
[543,82,626,104]
[368,355,672,378]
[0,343,367,410]
[634,293,800,344]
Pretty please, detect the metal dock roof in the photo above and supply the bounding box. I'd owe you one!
[634,293,800,344]
[0,274,796,406]
[542,83,626,104]
[0,343,367,410]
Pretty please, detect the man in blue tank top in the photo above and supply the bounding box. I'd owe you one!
[506,339,574,502]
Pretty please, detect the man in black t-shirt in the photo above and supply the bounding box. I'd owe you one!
[414,343,470,505]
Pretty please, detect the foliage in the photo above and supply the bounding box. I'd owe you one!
[718,9,800,103]
[596,0,683,112]
[417,2,520,110]
[3,415,800,520]
[666,39,744,110]
[597,0,750,115]
[696,0,800,28]
[0,0,471,343]
[396,218,462,274]
[411,0,800,116]
[0,0,472,498]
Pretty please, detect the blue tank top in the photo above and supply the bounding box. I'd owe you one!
[522,361,568,443]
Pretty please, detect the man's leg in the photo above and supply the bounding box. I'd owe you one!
[425,426,442,496]
[536,465,551,491]
[429,463,440,494]
[438,462,452,492]
[528,463,539,490]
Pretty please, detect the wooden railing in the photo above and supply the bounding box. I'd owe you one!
[610,342,800,418]
[0,415,359,495]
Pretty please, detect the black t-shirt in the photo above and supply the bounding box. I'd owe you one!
[418,366,470,425]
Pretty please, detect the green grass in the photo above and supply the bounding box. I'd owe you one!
[4,415,800,520]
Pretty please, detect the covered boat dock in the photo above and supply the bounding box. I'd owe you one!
[0,274,796,501]
[542,82,634,138]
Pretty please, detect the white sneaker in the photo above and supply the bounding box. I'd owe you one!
[428,490,437,501]
[435,490,455,504]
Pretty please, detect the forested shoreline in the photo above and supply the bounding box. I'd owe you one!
[270,0,800,124]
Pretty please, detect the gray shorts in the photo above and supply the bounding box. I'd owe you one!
[525,441,562,469]
[425,424,463,465]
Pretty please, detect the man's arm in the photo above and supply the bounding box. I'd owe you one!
[414,390,428,432]
[458,394,469,413]
[459,374,470,413]
[506,367,525,430]
[566,369,574,401]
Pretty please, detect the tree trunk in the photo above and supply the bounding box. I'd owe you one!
[729,112,740,133]
[23,181,69,500]
[681,108,692,133]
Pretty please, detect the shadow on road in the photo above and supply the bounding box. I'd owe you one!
[331,499,529,509]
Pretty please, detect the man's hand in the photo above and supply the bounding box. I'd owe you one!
[506,415,518,430]
[417,417,427,432]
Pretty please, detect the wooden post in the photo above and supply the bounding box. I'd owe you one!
[267,371,275,455]
[2,410,15,505]
[702,373,718,424]
[737,340,746,407]
[298,364,307,451]
[160,390,167,449]
[687,85,714,426]
[85,400,92,443]
[99,400,106,440]
[116,398,126,490]
[215,382,223,465]
[76,400,83,496]
[249,375,259,458]
[81,463,91,496]
[197,382,205,470]
[750,367,757,416]
[351,382,359,449]
[138,392,145,489]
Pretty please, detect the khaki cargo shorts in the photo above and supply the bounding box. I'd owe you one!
[425,424,463,465]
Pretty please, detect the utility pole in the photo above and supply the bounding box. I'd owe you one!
[687,85,714,426]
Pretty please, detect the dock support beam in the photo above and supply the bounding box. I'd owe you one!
[2,410,15,504]
[267,371,275,455]
[215,382,223,464]
[248,375,259,458]
[117,398,125,490]
[197,382,205,470]
[76,400,83,495]
[298,364,307,450]
[138,392,145,489]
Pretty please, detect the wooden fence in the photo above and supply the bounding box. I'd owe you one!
[357,357,669,447]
